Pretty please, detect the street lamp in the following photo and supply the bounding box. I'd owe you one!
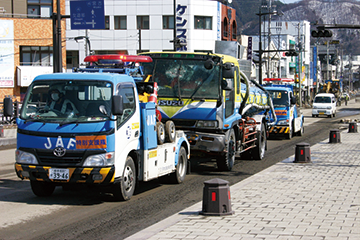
[74,36,92,56]
[256,4,280,85]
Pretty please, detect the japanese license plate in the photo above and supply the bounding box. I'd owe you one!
[49,168,69,180]
[319,111,325,114]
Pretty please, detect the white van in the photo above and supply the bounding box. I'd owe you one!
[312,93,337,118]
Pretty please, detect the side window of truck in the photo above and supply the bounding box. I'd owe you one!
[225,79,235,119]
[116,86,136,128]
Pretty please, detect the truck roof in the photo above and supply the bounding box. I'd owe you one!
[263,84,293,92]
[140,51,239,64]
[33,72,135,85]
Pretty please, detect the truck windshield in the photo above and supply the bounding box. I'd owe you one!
[143,59,220,99]
[20,80,113,124]
[268,90,289,107]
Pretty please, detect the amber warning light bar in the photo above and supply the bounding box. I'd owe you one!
[84,55,153,63]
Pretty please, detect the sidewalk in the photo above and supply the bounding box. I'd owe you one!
[128,127,360,239]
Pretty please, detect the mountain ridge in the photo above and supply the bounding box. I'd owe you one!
[235,0,360,54]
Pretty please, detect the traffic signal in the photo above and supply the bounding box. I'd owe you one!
[311,30,333,38]
[285,50,298,56]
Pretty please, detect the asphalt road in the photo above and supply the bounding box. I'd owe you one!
[0,101,359,240]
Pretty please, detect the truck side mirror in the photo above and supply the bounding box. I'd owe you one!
[204,58,214,70]
[222,62,234,79]
[221,79,233,91]
[3,97,13,117]
[290,96,297,105]
[112,95,124,115]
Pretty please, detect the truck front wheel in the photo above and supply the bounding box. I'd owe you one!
[297,121,304,136]
[253,123,266,160]
[286,123,293,139]
[113,156,136,201]
[216,129,235,171]
[30,180,55,197]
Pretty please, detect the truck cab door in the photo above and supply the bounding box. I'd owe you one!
[114,83,140,178]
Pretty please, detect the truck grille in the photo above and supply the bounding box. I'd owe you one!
[171,120,196,127]
[36,149,84,165]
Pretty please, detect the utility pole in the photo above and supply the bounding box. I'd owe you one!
[267,0,272,78]
[297,22,302,107]
[85,29,89,56]
[139,28,142,53]
[173,0,177,51]
[276,23,281,78]
[326,40,330,81]
[56,0,62,72]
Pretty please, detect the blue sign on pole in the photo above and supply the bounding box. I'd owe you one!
[70,0,105,30]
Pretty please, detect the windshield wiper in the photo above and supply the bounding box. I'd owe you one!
[175,64,182,100]
[189,72,215,100]
[24,118,46,124]
[59,119,80,126]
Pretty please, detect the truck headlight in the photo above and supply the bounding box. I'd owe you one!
[277,120,289,125]
[313,106,318,109]
[16,150,38,164]
[83,152,114,167]
[196,121,218,128]
[327,106,332,109]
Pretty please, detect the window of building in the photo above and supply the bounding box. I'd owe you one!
[114,16,127,30]
[163,16,174,29]
[223,18,228,37]
[232,20,237,39]
[105,16,110,30]
[137,16,149,29]
[20,46,53,66]
[194,16,212,30]
[27,0,52,18]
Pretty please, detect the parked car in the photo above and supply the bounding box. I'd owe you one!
[312,93,337,118]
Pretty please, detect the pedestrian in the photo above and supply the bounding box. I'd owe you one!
[345,95,349,106]
[338,97,341,106]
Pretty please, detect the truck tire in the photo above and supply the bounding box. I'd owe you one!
[169,146,187,184]
[30,180,55,197]
[286,123,293,139]
[216,129,235,171]
[297,121,304,136]
[253,123,266,160]
[157,122,165,145]
[165,120,176,143]
[113,156,136,201]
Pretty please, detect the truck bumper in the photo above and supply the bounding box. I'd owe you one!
[269,126,290,135]
[185,131,226,154]
[15,163,115,185]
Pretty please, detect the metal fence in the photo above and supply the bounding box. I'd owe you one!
[0,101,21,125]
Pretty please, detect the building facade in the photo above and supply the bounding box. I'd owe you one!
[0,0,66,101]
[65,0,237,68]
